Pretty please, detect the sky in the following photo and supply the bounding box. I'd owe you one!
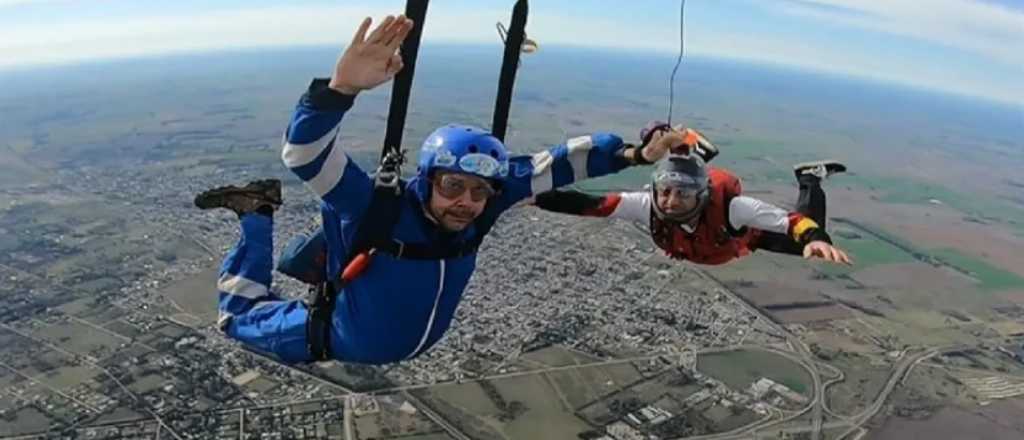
[1,0,1022,105]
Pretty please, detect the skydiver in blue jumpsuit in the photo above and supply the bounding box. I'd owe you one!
[194,15,676,364]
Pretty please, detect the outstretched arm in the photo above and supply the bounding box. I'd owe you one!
[534,190,652,223]
[495,128,683,208]
[730,196,851,264]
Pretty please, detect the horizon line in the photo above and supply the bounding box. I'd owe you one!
[1,42,1020,109]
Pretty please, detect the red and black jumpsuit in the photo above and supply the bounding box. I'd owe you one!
[533,167,832,265]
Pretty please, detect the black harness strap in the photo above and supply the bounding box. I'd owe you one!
[307,0,529,362]
[307,0,431,362]
[377,238,481,260]
[491,0,528,142]
[382,3,429,160]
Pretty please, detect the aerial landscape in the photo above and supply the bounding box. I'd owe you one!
[1,1,1022,439]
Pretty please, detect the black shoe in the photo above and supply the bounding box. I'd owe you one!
[793,160,846,181]
[640,121,720,163]
[194,179,282,215]
[687,128,719,163]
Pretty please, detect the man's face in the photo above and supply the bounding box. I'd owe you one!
[655,185,701,220]
[428,171,496,231]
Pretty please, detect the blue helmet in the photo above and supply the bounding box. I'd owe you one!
[417,124,510,184]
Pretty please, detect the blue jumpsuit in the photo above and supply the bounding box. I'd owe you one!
[216,79,633,364]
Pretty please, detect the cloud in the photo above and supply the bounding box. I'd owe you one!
[526,4,1023,104]
[0,4,520,69]
[0,0,63,8]
[0,1,1019,104]
[691,27,1023,104]
[776,0,1024,66]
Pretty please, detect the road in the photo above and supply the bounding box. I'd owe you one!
[697,269,828,439]
[0,322,185,440]
[401,391,474,440]
[1,340,954,440]
[834,347,942,439]
[693,347,942,440]
[343,396,354,440]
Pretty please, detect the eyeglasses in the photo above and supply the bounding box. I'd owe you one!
[432,173,497,202]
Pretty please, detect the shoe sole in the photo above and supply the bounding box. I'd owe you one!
[195,182,282,210]
[793,160,846,175]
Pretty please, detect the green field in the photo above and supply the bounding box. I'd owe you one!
[928,248,1024,291]
[315,363,394,392]
[520,345,600,367]
[137,322,191,349]
[828,228,914,270]
[574,362,641,400]
[823,220,1024,291]
[0,395,17,413]
[244,377,278,394]
[715,409,760,432]
[160,268,219,324]
[543,361,644,411]
[395,434,454,440]
[573,165,649,193]
[347,394,441,439]
[36,365,100,390]
[427,365,641,439]
[838,171,1024,233]
[604,363,645,391]
[547,369,600,409]
[429,381,499,418]
[94,405,146,424]
[74,303,127,325]
[411,388,504,439]
[103,320,144,339]
[698,349,813,395]
[14,349,69,378]
[0,367,25,388]
[0,406,53,436]
[127,373,166,394]
[576,368,704,429]
[490,374,593,440]
[825,354,890,416]
[33,320,125,358]
[53,297,96,316]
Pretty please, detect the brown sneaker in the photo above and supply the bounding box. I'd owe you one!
[194,179,282,215]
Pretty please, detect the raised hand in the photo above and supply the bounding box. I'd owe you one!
[643,127,687,162]
[329,15,415,95]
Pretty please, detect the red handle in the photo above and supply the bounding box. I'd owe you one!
[341,252,373,283]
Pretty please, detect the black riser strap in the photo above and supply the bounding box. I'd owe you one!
[382,0,431,159]
[491,0,528,142]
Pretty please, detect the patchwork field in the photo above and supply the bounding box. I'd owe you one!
[697,348,813,396]
[825,353,891,416]
[160,268,220,325]
[868,400,1024,440]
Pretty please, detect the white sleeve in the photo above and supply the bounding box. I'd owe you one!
[609,192,653,223]
[728,196,790,234]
